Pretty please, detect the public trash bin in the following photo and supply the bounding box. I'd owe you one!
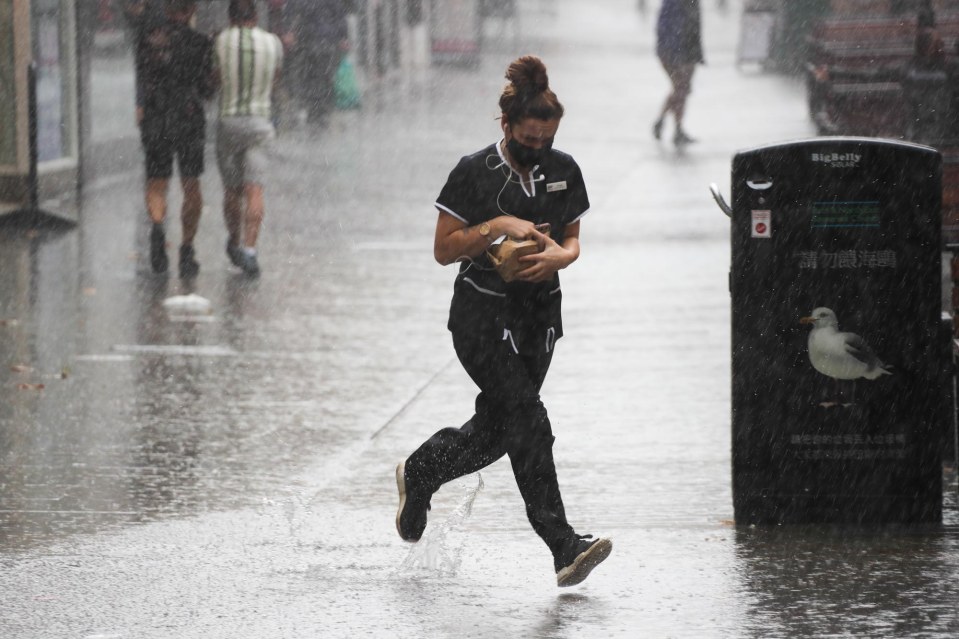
[722,137,947,525]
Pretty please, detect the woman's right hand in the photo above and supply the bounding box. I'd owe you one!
[492,216,539,240]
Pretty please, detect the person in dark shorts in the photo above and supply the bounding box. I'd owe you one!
[395,55,612,588]
[135,0,214,276]
[652,0,703,146]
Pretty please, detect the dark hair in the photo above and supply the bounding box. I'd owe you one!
[498,55,564,125]
[228,0,257,22]
[917,7,936,30]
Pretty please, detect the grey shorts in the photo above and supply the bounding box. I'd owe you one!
[215,116,275,189]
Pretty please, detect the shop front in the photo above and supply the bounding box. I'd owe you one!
[0,0,78,223]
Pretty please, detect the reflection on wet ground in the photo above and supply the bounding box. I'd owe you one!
[0,218,442,551]
[734,517,959,637]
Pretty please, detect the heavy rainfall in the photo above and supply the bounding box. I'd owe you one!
[1,0,959,637]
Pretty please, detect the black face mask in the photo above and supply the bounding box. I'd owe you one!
[506,135,552,167]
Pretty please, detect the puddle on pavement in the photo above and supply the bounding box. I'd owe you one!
[399,473,484,578]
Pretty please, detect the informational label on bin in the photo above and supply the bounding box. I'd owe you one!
[810,200,881,229]
[751,209,771,238]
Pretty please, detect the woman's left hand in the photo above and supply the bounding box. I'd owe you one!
[514,228,577,282]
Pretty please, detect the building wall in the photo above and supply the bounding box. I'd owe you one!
[0,2,17,168]
[0,0,79,213]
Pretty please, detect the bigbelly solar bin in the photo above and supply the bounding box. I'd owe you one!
[718,137,948,525]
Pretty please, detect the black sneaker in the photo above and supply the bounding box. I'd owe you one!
[226,242,244,267]
[150,224,168,273]
[395,460,430,542]
[237,251,260,277]
[674,129,697,146]
[179,244,199,278]
[554,534,612,587]
[652,119,663,140]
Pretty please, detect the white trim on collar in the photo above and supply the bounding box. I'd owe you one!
[495,140,541,198]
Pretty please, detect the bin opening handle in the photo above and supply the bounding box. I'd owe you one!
[709,183,732,218]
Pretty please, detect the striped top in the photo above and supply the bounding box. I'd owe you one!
[214,26,283,118]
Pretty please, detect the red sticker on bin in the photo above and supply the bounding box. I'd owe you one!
[751,210,771,238]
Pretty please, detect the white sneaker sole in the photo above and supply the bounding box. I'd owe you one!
[556,537,612,587]
[395,461,409,540]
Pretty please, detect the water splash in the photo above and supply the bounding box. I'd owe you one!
[259,491,313,540]
[398,473,484,577]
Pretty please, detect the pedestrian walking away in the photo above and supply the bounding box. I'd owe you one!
[284,0,352,124]
[395,55,612,588]
[213,0,284,277]
[133,0,214,277]
[653,0,704,146]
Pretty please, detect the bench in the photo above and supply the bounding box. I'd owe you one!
[806,10,959,329]
[942,152,959,243]
[805,14,959,136]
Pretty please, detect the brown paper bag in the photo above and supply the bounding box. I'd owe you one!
[487,238,541,282]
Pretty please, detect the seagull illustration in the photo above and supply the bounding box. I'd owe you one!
[800,307,891,406]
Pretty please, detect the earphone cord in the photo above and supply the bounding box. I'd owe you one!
[485,152,526,218]
[454,254,496,273]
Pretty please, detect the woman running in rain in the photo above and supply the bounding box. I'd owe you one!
[394,55,612,588]
[653,0,704,146]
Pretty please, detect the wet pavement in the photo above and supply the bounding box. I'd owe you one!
[2,1,959,637]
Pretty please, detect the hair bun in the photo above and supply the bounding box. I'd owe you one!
[498,55,564,123]
[506,55,549,94]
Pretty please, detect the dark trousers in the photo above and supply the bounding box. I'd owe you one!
[405,330,575,555]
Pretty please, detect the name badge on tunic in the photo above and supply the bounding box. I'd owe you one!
[546,181,567,192]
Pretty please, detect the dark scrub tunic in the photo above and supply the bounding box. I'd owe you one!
[436,141,590,354]
[405,140,591,559]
